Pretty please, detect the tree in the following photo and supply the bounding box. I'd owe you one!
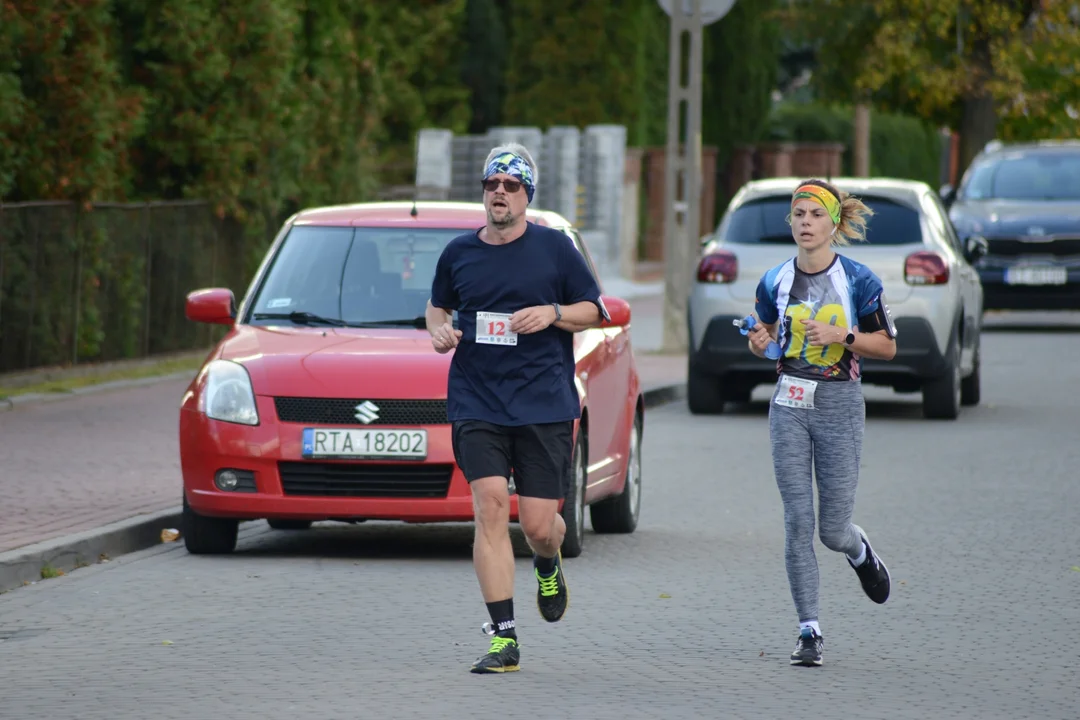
[0,0,142,202]
[460,0,507,134]
[703,0,782,206]
[783,0,1080,175]
[501,0,669,144]
[363,1,472,175]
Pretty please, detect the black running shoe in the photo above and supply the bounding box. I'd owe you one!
[535,551,569,623]
[848,525,890,604]
[470,633,520,674]
[790,627,824,666]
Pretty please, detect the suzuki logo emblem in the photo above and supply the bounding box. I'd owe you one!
[1028,226,1045,236]
[354,401,380,424]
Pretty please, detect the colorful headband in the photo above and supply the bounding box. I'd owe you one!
[483,152,535,203]
[792,184,841,225]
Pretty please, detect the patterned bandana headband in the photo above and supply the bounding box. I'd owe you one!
[792,184,841,226]
[483,152,536,203]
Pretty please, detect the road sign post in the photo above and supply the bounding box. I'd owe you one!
[657,0,735,353]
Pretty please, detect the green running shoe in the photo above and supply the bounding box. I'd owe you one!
[470,632,520,674]
[535,551,569,623]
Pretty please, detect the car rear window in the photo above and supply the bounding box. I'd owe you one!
[722,196,923,245]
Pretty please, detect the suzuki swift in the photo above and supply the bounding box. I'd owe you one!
[179,201,644,557]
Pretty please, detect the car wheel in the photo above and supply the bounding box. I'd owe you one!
[182,495,239,554]
[560,427,587,559]
[922,333,962,420]
[960,338,981,407]
[590,411,642,534]
[687,361,726,414]
[267,519,313,531]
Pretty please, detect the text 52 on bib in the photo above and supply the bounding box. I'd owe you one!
[775,374,817,409]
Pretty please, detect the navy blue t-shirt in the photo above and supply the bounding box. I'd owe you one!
[430,222,609,426]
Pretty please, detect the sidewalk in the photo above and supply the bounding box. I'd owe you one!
[0,286,686,591]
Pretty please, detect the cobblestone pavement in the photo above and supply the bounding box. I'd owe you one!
[1,319,1077,719]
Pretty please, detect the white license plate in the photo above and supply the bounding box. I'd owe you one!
[301,428,427,459]
[1005,266,1067,286]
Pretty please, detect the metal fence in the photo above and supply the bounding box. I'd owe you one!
[0,200,252,374]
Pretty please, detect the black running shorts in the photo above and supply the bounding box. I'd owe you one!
[451,420,574,500]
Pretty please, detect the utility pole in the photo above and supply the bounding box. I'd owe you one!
[854,101,871,177]
[657,0,735,353]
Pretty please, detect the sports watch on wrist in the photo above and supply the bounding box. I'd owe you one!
[553,303,562,322]
[844,330,856,346]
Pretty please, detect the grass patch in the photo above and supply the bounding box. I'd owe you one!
[40,564,65,580]
[0,356,204,401]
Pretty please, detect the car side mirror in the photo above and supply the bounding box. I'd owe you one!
[186,288,236,325]
[599,295,631,327]
[964,234,989,263]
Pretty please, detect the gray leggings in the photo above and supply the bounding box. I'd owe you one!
[769,376,866,623]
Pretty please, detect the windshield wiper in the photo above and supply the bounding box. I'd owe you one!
[252,311,347,327]
[347,317,427,329]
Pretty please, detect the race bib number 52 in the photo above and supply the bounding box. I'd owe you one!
[775,374,817,409]
[476,311,518,346]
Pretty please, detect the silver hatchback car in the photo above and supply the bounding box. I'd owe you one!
[687,177,988,419]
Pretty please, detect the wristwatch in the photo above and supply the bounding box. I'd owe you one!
[553,303,562,322]
[844,330,856,346]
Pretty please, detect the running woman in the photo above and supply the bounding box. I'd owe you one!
[745,178,897,667]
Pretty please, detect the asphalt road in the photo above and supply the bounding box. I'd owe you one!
[0,315,1077,719]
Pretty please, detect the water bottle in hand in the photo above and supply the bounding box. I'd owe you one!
[734,315,781,360]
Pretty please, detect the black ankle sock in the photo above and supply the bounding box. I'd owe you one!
[534,553,557,575]
[486,598,516,638]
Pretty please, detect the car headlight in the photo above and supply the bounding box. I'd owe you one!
[200,360,259,426]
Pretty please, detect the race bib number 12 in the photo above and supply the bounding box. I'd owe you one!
[476,311,518,346]
[775,374,817,409]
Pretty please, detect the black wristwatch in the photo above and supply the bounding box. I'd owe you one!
[553,303,562,321]
[844,331,856,346]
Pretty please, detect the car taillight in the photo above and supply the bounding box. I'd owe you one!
[697,250,738,283]
[905,251,949,285]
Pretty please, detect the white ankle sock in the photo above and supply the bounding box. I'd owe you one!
[799,620,820,635]
[849,544,867,567]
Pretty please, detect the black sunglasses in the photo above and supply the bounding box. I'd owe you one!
[481,178,524,193]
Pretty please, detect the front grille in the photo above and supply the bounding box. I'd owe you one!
[278,462,453,498]
[987,236,1080,257]
[274,398,447,425]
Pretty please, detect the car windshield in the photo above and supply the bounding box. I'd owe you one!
[247,226,464,327]
[960,151,1080,201]
[721,196,922,245]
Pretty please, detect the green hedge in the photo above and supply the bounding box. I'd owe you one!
[765,102,946,187]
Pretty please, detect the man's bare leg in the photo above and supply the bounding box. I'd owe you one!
[471,476,515,603]
[468,476,521,673]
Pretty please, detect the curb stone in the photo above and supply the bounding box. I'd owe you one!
[0,381,687,595]
[641,382,687,409]
[0,508,183,594]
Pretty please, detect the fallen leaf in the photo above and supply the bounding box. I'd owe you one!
[161,528,180,543]
[900,580,907,585]
[759,650,765,657]
[161,640,174,646]
[1071,566,1080,572]
[659,593,671,599]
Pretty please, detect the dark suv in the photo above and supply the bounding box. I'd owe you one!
[942,140,1080,310]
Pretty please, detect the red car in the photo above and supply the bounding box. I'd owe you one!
[179,201,644,557]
